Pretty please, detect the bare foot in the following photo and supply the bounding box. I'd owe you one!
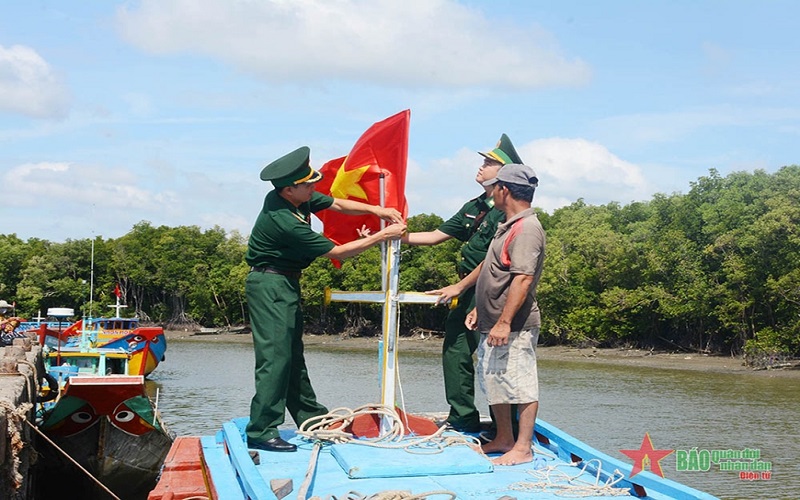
[492,448,533,466]
[481,438,515,455]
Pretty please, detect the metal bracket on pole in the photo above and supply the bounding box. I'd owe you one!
[324,289,458,308]
[324,170,459,435]
[324,249,456,435]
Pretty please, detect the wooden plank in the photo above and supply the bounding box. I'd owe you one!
[222,421,274,500]
[200,435,245,500]
[148,437,209,500]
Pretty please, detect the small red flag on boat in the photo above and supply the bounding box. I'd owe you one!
[114,284,121,299]
[315,110,410,266]
[60,319,83,339]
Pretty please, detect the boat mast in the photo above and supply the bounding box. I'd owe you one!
[89,238,95,319]
[108,293,127,318]
[80,237,96,352]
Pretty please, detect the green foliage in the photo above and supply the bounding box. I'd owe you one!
[743,327,797,369]
[1,167,799,355]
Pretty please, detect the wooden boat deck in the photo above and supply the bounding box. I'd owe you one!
[151,417,718,500]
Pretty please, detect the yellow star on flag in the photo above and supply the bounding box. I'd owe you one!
[330,162,371,200]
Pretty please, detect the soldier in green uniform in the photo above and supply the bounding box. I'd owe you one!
[402,134,522,433]
[245,146,406,452]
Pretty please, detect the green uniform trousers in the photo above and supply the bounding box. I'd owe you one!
[245,271,328,443]
[443,287,481,432]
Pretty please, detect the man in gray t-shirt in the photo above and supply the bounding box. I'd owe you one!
[466,163,545,466]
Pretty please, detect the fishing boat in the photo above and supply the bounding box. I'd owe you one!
[35,309,174,500]
[150,413,716,500]
[149,241,717,500]
[34,298,167,377]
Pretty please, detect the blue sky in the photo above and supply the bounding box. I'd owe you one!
[2,1,798,242]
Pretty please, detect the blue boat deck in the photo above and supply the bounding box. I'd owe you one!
[200,417,717,500]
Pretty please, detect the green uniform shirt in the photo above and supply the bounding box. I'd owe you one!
[245,190,336,272]
[437,193,506,275]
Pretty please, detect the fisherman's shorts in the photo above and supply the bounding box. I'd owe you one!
[477,327,539,405]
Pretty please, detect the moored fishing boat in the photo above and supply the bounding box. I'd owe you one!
[34,298,167,377]
[35,316,173,500]
[35,319,167,377]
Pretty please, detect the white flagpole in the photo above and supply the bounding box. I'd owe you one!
[380,243,401,434]
[378,173,401,434]
[379,174,387,292]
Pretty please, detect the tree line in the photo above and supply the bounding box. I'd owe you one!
[1,167,798,359]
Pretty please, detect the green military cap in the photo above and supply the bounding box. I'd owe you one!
[260,146,323,188]
[479,133,523,165]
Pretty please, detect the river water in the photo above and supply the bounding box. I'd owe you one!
[148,339,799,500]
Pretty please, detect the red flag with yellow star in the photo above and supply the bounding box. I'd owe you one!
[315,110,409,248]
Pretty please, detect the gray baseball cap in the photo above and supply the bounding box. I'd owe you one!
[482,163,538,188]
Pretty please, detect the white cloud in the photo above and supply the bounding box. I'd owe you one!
[115,0,591,89]
[523,138,649,209]
[406,151,485,218]
[407,138,650,218]
[2,162,181,239]
[3,162,172,209]
[0,45,70,119]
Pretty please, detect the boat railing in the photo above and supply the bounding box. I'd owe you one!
[19,320,68,330]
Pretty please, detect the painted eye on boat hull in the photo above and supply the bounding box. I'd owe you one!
[72,412,93,423]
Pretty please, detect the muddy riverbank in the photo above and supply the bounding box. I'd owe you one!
[164,330,800,378]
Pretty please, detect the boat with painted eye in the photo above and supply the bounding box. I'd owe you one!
[33,301,167,378]
[34,311,173,500]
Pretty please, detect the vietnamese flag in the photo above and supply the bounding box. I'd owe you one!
[315,110,409,249]
[61,319,83,339]
[114,283,121,299]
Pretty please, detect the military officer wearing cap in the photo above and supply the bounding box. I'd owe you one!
[402,134,521,434]
[245,146,406,453]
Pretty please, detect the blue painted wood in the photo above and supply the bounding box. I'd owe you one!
[222,420,275,500]
[200,436,245,500]
[535,420,718,500]
[330,437,492,478]
[197,417,718,500]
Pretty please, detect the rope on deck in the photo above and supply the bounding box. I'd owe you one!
[297,404,480,453]
[297,405,464,500]
[312,490,456,500]
[504,454,631,497]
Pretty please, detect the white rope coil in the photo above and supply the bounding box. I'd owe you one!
[297,404,479,453]
[297,405,466,500]
[311,489,456,500]
[503,454,631,497]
